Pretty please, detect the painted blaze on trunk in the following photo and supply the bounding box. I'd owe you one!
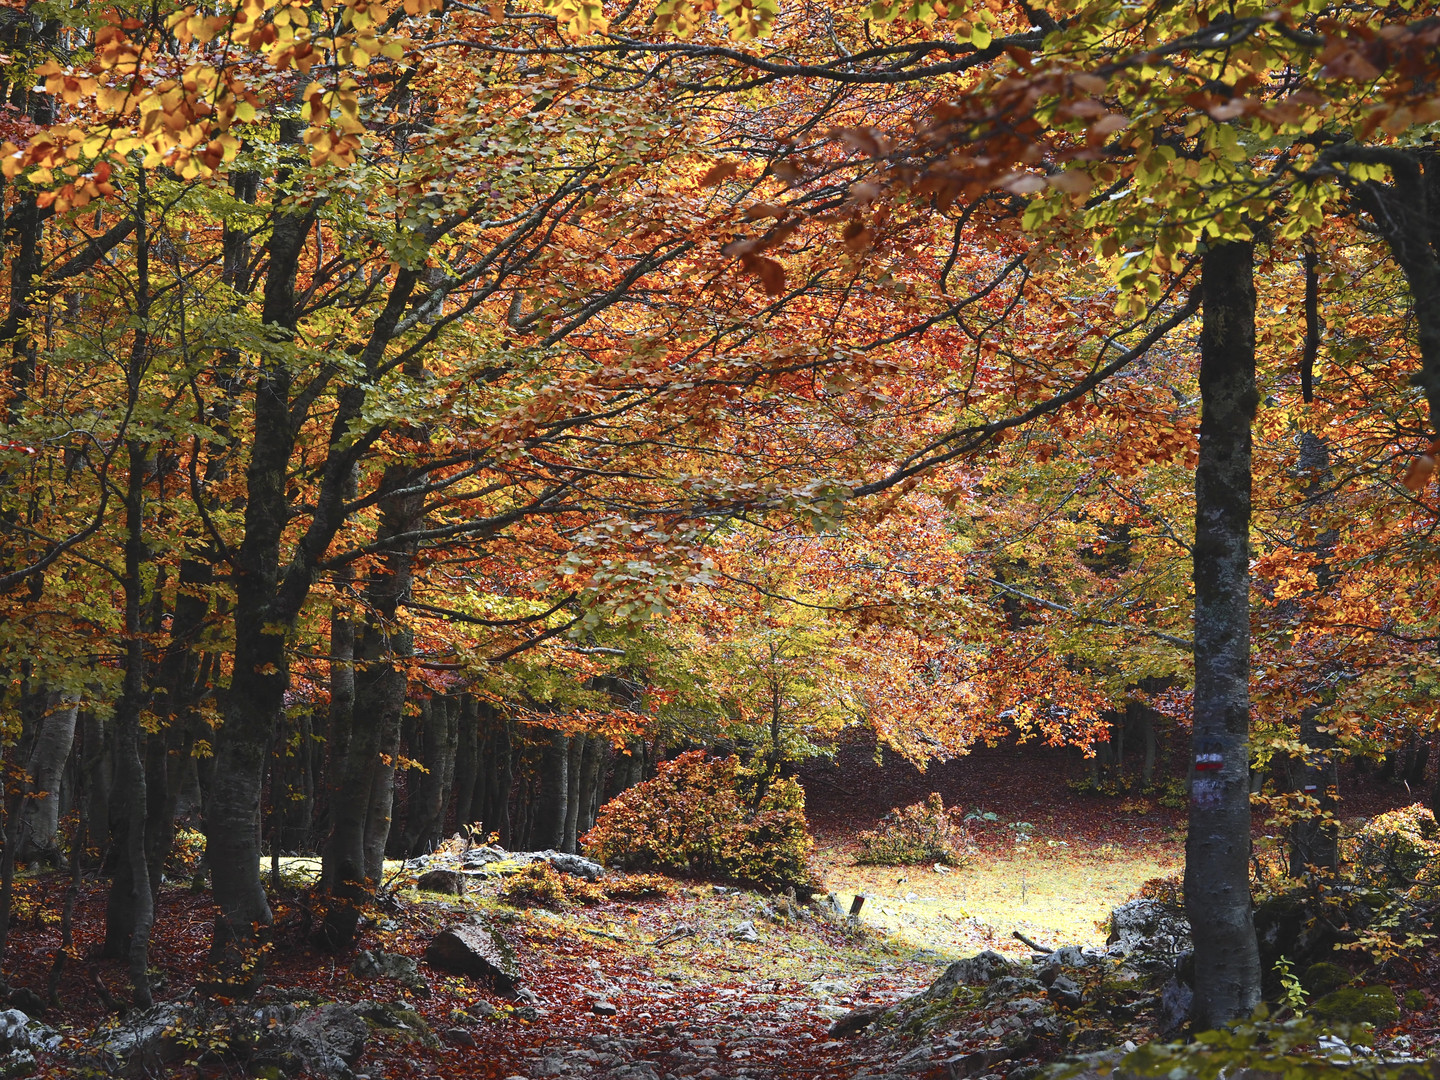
[1185,239,1262,1030]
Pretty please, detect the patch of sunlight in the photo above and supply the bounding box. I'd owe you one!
[822,842,1181,957]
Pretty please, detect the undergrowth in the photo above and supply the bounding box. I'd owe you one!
[855,794,973,867]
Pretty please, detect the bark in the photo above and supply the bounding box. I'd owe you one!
[1286,431,1339,877]
[577,735,605,839]
[14,694,78,865]
[204,198,315,983]
[1185,239,1262,1030]
[562,735,586,854]
[452,694,479,827]
[535,731,570,851]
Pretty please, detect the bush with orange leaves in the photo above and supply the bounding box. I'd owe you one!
[581,750,819,894]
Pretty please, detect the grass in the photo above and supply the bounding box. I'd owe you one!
[818,837,1183,956]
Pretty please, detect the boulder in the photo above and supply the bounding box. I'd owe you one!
[928,950,1012,996]
[254,1002,369,1079]
[828,1004,887,1037]
[415,869,467,895]
[1106,899,1190,961]
[1309,985,1400,1027]
[546,852,605,881]
[424,916,521,993]
[1046,975,1083,1009]
[1158,977,1192,1035]
[351,949,425,992]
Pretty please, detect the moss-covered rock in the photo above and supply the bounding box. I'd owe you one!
[1299,962,1351,997]
[1308,985,1399,1027]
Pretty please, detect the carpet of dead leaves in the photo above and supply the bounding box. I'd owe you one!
[4,739,1437,1078]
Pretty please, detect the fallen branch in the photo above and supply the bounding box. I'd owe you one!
[1012,930,1052,953]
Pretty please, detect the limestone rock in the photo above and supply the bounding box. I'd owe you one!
[423,916,521,993]
[928,950,1012,996]
[415,869,467,895]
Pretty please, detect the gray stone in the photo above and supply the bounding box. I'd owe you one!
[1159,977,1192,1034]
[546,852,605,881]
[415,869,467,895]
[1047,975,1083,1009]
[444,1027,477,1047]
[928,950,1012,995]
[828,1005,887,1037]
[423,916,521,993]
[732,921,759,943]
[260,1002,369,1079]
[352,950,425,991]
[592,1000,618,1016]
[1106,898,1190,959]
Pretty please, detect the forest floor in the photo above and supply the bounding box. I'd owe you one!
[8,738,1440,1079]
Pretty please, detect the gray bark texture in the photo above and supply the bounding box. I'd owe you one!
[15,693,78,865]
[1185,240,1263,1030]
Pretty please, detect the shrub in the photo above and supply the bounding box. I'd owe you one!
[854,793,972,867]
[498,862,604,909]
[581,750,818,893]
[1348,803,1440,889]
[166,827,207,880]
[1133,873,1184,910]
[497,864,679,910]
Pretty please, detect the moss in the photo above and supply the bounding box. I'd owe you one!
[1309,985,1399,1027]
[1300,962,1351,997]
[1403,989,1427,1011]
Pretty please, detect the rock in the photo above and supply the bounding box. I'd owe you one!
[828,1005,887,1037]
[0,1010,53,1055]
[1309,985,1400,1026]
[444,1027,477,1047]
[1158,977,1192,1034]
[415,869,466,895]
[423,917,521,994]
[4,990,43,1021]
[928,950,1012,995]
[732,921,759,943]
[933,863,951,874]
[460,845,508,869]
[592,1000,618,1016]
[546,852,605,881]
[1106,899,1190,961]
[467,1000,497,1019]
[259,1002,370,1079]
[1044,945,1091,970]
[352,950,426,991]
[514,986,540,1004]
[1301,961,1352,997]
[1047,975,1083,1009]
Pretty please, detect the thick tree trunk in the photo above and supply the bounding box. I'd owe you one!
[535,730,570,850]
[204,200,315,984]
[1185,239,1262,1030]
[577,735,605,839]
[14,694,78,865]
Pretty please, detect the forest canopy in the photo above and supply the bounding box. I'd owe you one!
[2,0,1440,1067]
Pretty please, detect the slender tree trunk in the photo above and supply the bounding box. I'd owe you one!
[562,736,586,853]
[453,694,479,827]
[1185,239,1262,1030]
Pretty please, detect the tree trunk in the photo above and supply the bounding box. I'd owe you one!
[453,694,479,827]
[535,730,570,851]
[203,198,315,985]
[14,693,78,865]
[1185,239,1262,1031]
[577,735,605,839]
[562,735,586,854]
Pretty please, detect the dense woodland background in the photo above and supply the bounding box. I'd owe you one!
[4,0,1440,1070]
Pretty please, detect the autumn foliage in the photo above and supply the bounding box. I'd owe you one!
[581,751,817,893]
[854,793,974,868]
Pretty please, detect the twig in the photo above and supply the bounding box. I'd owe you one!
[1012,930,1052,953]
